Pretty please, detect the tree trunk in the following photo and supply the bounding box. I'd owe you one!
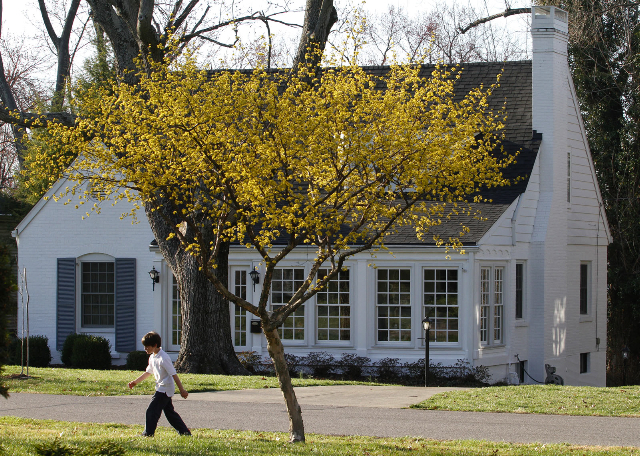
[264,327,305,443]
[145,204,248,375]
[172,243,246,374]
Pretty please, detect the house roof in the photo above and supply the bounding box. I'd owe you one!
[256,61,540,246]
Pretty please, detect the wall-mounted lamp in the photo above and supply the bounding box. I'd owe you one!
[249,267,260,292]
[149,266,160,291]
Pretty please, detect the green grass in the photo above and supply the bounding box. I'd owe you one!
[0,417,635,455]
[1,365,380,396]
[413,384,640,417]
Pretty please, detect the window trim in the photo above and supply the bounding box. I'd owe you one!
[422,267,460,345]
[375,267,413,345]
[270,267,307,344]
[580,352,589,374]
[315,267,352,346]
[76,254,116,333]
[230,268,249,349]
[515,262,525,320]
[579,262,591,316]
[479,264,506,347]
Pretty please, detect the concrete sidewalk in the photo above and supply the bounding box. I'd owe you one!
[2,386,640,447]
[188,385,465,408]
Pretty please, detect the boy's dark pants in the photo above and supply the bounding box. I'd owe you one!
[145,391,190,436]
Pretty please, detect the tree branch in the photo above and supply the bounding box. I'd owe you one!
[0,107,76,129]
[459,7,529,34]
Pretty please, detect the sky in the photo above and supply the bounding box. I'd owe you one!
[1,0,535,82]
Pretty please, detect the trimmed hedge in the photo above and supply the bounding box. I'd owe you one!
[63,333,112,370]
[125,350,150,371]
[8,335,52,367]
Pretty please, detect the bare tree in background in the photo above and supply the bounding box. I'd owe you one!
[327,1,528,66]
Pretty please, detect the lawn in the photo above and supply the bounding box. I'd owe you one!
[413,384,640,417]
[0,417,635,456]
[1,365,380,396]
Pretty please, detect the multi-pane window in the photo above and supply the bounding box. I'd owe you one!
[272,268,305,341]
[580,263,590,315]
[81,262,115,327]
[316,268,350,342]
[480,266,504,345]
[377,268,411,342]
[515,263,524,320]
[171,275,182,346]
[233,270,247,347]
[423,269,458,343]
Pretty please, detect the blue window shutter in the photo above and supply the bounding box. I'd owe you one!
[115,258,136,352]
[56,258,76,351]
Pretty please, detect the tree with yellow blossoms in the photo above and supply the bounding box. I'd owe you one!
[34,53,510,441]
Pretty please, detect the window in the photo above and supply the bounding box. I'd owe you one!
[233,270,247,347]
[271,268,305,341]
[316,268,350,342]
[377,268,411,342]
[81,262,114,327]
[480,266,504,345]
[580,352,589,374]
[515,263,524,320]
[580,263,590,315]
[423,269,458,343]
[171,274,182,346]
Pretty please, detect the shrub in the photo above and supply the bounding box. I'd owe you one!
[9,335,52,367]
[61,333,83,366]
[303,351,335,378]
[69,334,111,370]
[284,353,302,377]
[125,351,149,371]
[236,351,261,373]
[337,353,371,380]
[375,357,401,382]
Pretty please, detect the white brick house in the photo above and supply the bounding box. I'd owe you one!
[12,7,610,385]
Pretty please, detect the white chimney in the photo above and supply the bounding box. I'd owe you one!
[531,6,569,194]
[529,6,570,383]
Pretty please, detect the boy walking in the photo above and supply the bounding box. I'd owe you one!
[128,331,191,437]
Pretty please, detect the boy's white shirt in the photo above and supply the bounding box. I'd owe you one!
[145,348,177,397]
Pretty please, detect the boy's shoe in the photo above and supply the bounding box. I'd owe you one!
[140,431,153,437]
[179,430,192,436]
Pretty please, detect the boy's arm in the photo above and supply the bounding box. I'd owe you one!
[128,372,151,389]
[173,374,188,399]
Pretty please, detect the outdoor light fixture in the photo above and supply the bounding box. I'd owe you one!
[623,345,630,360]
[249,267,260,292]
[422,317,431,387]
[149,266,160,291]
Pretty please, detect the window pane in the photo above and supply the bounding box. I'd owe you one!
[81,262,115,328]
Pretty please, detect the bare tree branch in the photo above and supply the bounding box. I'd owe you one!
[459,7,529,34]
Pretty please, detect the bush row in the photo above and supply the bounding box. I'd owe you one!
[237,351,490,386]
[7,335,52,367]
[62,334,112,370]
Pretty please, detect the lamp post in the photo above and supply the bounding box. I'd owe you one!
[422,317,431,387]
[622,345,630,385]
[148,266,160,291]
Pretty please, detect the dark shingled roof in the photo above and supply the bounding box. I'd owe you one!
[224,61,540,247]
[361,61,539,246]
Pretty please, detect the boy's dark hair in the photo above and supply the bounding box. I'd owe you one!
[141,331,162,348]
